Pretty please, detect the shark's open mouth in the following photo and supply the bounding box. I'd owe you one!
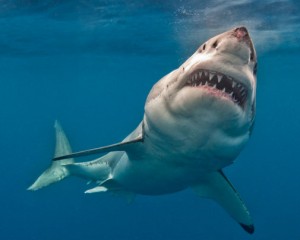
[186,69,248,108]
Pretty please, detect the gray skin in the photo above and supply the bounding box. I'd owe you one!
[29,27,257,234]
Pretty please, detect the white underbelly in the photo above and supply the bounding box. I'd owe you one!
[112,152,218,195]
[111,123,249,195]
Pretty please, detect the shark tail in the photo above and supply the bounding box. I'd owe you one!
[28,121,74,191]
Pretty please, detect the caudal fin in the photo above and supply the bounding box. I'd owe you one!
[28,121,74,191]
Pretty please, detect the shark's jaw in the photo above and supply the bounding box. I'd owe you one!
[185,69,248,109]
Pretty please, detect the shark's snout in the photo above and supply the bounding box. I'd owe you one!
[233,26,256,61]
[234,27,249,40]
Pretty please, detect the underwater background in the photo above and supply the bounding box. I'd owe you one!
[1,0,300,239]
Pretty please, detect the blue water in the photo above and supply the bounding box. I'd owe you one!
[1,1,300,239]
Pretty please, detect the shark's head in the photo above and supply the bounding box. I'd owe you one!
[144,27,257,165]
[183,26,256,110]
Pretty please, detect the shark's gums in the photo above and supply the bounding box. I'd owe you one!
[29,27,257,234]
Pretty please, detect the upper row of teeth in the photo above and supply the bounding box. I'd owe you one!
[188,71,243,90]
[188,71,242,88]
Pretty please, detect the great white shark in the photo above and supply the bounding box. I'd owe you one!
[28,27,257,234]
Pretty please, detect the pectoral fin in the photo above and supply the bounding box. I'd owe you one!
[53,122,144,161]
[192,171,254,234]
[53,134,143,161]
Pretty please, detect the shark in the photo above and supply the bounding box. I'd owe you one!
[28,26,257,234]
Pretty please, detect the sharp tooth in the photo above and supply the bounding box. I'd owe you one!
[205,81,208,86]
[217,75,222,83]
[232,81,236,88]
[195,74,198,80]
[222,88,226,92]
[229,92,233,97]
[199,72,203,78]
[204,71,208,77]
[213,84,216,88]
[209,73,214,81]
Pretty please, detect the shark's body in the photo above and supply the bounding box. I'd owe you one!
[29,27,257,234]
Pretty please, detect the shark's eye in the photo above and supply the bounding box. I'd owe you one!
[198,44,206,53]
[212,41,218,48]
[253,63,257,75]
[250,52,255,61]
